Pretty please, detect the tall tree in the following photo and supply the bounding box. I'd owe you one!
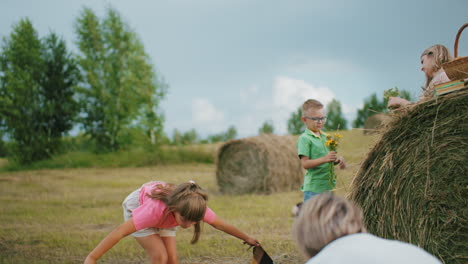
[224,125,237,141]
[182,129,198,145]
[172,129,182,145]
[324,99,347,131]
[0,19,47,163]
[352,93,387,128]
[287,106,304,135]
[353,89,412,128]
[259,120,274,134]
[75,7,166,151]
[40,33,81,151]
[205,126,237,143]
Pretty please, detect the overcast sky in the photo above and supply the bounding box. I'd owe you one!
[1,0,467,138]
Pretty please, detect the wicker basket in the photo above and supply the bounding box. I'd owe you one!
[442,23,468,80]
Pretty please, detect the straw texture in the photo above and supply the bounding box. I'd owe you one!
[216,134,303,194]
[363,113,390,135]
[350,89,468,264]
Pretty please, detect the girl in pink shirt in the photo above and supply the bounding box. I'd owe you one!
[85,181,259,264]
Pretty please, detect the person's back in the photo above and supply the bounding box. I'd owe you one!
[306,233,441,264]
[293,193,442,264]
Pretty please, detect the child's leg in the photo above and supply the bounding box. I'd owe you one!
[161,236,178,264]
[135,234,168,264]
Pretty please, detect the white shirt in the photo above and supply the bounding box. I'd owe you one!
[305,233,442,264]
[420,69,450,100]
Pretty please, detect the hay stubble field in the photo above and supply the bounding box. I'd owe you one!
[0,129,378,264]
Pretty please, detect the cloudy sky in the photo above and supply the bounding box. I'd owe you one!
[1,0,467,138]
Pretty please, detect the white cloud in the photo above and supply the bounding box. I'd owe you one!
[272,76,335,113]
[191,98,225,133]
[241,76,336,135]
[341,103,358,115]
[240,85,259,103]
[341,103,360,129]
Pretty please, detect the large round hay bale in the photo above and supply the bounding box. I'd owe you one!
[216,134,303,194]
[350,89,468,264]
[363,113,390,135]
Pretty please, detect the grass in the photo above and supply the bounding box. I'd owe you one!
[0,129,378,263]
[0,144,219,172]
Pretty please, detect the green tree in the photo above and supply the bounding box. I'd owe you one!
[353,89,413,128]
[40,32,81,151]
[0,18,44,163]
[75,7,166,151]
[352,93,387,128]
[182,129,198,145]
[224,125,237,141]
[324,99,347,131]
[172,129,182,145]
[204,126,237,143]
[0,19,79,164]
[287,106,304,135]
[259,120,274,134]
[207,134,223,143]
[398,89,413,101]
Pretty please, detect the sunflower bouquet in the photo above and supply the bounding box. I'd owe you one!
[325,133,342,151]
[324,133,343,186]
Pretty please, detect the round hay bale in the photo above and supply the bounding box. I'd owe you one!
[216,134,303,194]
[349,89,468,264]
[363,113,391,135]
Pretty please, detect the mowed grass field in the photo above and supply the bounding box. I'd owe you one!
[0,129,379,264]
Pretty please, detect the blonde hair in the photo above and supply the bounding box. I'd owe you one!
[293,193,367,258]
[421,44,452,89]
[148,182,208,244]
[301,99,323,117]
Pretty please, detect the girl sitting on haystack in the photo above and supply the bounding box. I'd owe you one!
[388,44,452,108]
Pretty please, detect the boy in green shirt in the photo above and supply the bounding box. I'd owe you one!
[297,99,346,202]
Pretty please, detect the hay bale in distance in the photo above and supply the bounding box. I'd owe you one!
[350,89,468,264]
[216,134,303,194]
[363,113,390,135]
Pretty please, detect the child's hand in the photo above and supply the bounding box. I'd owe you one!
[388,97,411,109]
[243,237,260,247]
[334,156,346,169]
[323,151,337,163]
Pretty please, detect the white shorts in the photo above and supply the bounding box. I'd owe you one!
[122,188,177,237]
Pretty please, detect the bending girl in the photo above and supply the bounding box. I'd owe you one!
[84,181,259,264]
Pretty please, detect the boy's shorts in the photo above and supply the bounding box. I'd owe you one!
[122,188,177,237]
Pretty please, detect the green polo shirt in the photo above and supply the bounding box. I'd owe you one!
[297,129,336,192]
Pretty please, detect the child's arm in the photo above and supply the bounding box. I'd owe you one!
[209,217,260,246]
[300,151,337,169]
[388,96,411,109]
[84,218,137,264]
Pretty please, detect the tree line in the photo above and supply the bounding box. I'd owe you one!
[0,6,412,165]
[0,7,166,164]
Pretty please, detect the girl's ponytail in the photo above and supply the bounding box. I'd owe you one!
[167,181,209,244]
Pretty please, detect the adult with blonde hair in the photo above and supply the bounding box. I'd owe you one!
[388,44,452,108]
[293,193,441,264]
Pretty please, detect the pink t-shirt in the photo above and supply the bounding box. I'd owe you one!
[132,181,216,231]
